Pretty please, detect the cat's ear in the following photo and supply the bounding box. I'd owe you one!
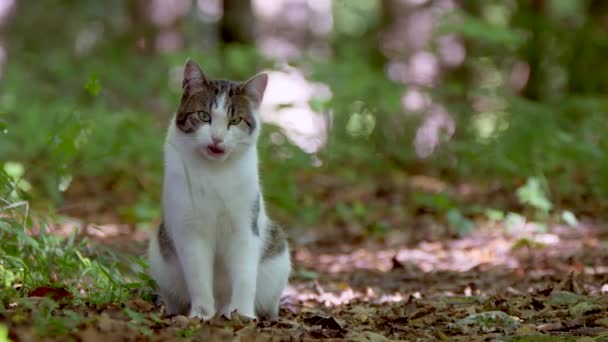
[183,58,207,94]
[241,73,268,107]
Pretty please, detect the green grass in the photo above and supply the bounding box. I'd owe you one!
[0,199,153,311]
[0,194,156,338]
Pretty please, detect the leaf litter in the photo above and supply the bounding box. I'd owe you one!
[2,173,608,341]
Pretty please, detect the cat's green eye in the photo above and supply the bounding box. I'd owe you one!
[197,111,211,123]
[229,116,242,126]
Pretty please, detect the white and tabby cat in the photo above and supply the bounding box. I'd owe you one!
[148,59,291,321]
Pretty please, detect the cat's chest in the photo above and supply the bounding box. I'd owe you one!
[162,148,259,231]
[185,173,255,224]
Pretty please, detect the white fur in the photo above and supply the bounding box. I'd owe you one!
[148,91,291,320]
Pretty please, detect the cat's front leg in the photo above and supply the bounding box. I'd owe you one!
[222,231,260,319]
[173,231,216,320]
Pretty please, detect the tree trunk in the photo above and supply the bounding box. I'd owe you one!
[514,0,545,101]
[220,0,255,45]
[127,0,158,54]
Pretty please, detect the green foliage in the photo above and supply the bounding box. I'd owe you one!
[516,177,552,216]
[0,54,166,209]
[0,205,152,307]
[332,0,381,36]
[446,209,474,237]
[0,324,7,342]
[418,3,608,218]
[560,210,578,227]
[438,9,526,50]
[15,298,80,337]
[1,0,606,238]
[412,192,454,212]
[84,73,102,97]
[309,43,413,170]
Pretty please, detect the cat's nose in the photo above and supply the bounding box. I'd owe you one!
[211,137,223,145]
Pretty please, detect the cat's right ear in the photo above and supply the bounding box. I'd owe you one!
[183,58,207,95]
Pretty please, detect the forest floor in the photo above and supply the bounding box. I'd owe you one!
[2,173,608,341]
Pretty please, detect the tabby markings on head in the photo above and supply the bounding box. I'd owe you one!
[176,80,257,135]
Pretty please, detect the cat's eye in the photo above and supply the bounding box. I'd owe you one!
[197,111,211,123]
[229,116,242,126]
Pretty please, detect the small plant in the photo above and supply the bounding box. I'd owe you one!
[516,177,552,218]
[447,208,474,237]
[0,200,153,308]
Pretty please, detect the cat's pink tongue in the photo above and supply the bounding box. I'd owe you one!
[206,144,225,156]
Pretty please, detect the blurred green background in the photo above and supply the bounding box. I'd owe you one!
[1,0,607,234]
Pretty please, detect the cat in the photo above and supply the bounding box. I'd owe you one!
[147,59,291,321]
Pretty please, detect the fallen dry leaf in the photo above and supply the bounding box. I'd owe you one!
[28,286,71,301]
[4,184,608,341]
[126,298,155,312]
[303,315,346,331]
[537,322,564,332]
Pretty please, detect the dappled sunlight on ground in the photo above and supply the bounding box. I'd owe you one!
[6,192,608,340]
[294,223,605,273]
[274,222,608,339]
[44,210,608,303]
[8,167,607,339]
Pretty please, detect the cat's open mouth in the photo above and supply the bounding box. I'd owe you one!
[206,144,226,157]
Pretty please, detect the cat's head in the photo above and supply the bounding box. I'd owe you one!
[172,59,268,162]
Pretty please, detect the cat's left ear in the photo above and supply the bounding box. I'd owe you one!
[183,58,207,95]
[241,73,268,107]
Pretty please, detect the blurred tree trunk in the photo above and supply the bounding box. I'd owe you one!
[367,0,396,67]
[589,0,608,29]
[441,0,474,117]
[220,0,255,44]
[128,0,157,54]
[566,0,608,94]
[331,0,394,68]
[514,0,545,101]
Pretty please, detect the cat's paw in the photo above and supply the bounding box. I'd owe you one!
[220,307,256,321]
[188,305,216,321]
